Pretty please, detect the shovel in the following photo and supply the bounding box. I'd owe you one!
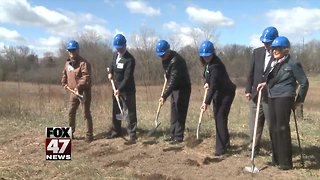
[196,87,208,140]
[244,89,262,173]
[292,109,305,167]
[107,67,128,120]
[147,74,167,136]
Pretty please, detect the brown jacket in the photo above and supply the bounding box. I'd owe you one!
[61,56,91,92]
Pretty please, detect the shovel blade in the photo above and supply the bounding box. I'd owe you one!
[115,113,123,120]
[147,122,161,137]
[115,96,128,121]
[116,110,128,120]
[243,166,259,173]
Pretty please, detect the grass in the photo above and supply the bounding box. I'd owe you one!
[0,80,320,179]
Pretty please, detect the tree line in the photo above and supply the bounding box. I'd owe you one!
[0,29,319,87]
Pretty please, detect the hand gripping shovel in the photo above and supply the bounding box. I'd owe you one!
[65,86,84,102]
[147,74,167,136]
[107,67,128,120]
[244,89,262,173]
[196,87,208,140]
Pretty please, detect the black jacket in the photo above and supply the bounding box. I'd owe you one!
[265,55,308,102]
[245,47,272,101]
[109,51,136,93]
[162,51,191,100]
[204,55,236,105]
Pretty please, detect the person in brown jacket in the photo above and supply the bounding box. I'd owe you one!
[61,40,93,143]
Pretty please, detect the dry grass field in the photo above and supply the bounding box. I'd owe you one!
[0,79,319,179]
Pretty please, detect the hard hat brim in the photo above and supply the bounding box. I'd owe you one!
[156,51,166,57]
[114,45,124,49]
[66,47,78,50]
[199,52,213,57]
[260,36,273,43]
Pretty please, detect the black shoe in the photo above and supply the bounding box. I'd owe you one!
[214,150,226,156]
[169,139,183,145]
[164,137,174,142]
[124,138,136,145]
[106,133,120,139]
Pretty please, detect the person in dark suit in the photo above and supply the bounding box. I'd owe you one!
[257,36,309,170]
[245,26,278,154]
[156,40,191,144]
[107,34,137,145]
[199,40,236,156]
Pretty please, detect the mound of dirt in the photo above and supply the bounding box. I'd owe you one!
[203,156,224,165]
[185,159,200,167]
[163,146,184,152]
[135,173,183,180]
[142,139,159,146]
[104,160,129,168]
[90,146,120,157]
[185,135,203,148]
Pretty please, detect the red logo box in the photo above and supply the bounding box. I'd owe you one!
[45,127,72,160]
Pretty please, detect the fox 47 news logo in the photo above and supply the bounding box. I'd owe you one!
[45,127,72,160]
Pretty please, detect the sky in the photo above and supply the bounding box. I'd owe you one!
[0,0,320,57]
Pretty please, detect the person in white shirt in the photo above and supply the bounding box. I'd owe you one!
[245,26,278,155]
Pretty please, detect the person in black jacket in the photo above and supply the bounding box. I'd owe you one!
[257,36,308,170]
[155,40,191,144]
[107,34,137,145]
[245,26,278,154]
[199,40,236,156]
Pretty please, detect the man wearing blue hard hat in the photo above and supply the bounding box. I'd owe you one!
[61,40,93,143]
[245,26,278,155]
[155,40,191,144]
[107,34,137,145]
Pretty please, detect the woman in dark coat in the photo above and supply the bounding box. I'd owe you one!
[199,40,236,156]
[257,36,309,170]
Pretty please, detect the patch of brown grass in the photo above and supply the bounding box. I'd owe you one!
[0,81,319,179]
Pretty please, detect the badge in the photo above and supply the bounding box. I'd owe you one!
[67,64,74,72]
[117,63,124,69]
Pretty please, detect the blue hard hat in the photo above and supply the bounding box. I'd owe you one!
[66,40,79,50]
[155,40,170,57]
[199,40,215,57]
[271,36,290,48]
[113,34,126,48]
[260,26,279,43]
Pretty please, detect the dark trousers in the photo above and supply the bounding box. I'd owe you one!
[111,92,137,138]
[169,87,191,141]
[68,89,93,137]
[213,91,235,153]
[248,97,270,150]
[268,97,294,167]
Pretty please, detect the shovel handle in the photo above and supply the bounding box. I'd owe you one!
[107,67,124,115]
[251,89,262,161]
[154,75,168,127]
[161,74,167,96]
[196,88,208,139]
